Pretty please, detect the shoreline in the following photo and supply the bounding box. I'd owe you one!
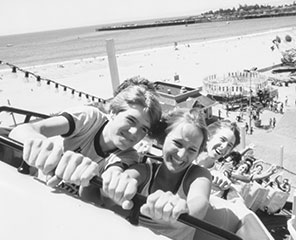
[1,26,294,73]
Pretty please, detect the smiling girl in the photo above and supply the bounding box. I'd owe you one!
[196,120,240,169]
[100,108,211,240]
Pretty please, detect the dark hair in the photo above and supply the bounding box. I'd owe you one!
[220,151,242,166]
[109,84,162,136]
[113,76,158,96]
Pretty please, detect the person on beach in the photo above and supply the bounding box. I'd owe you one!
[272,117,276,128]
[8,78,162,188]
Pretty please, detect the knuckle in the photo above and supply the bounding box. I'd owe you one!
[73,155,83,164]
[63,150,72,157]
[55,172,63,180]
[43,140,53,150]
[121,172,129,179]
[45,162,55,170]
[61,151,75,163]
[35,163,43,169]
[131,178,137,185]
[33,139,42,147]
[155,189,163,195]
[70,175,79,184]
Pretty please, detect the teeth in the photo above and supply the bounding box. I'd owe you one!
[173,157,183,165]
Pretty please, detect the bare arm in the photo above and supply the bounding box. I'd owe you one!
[239,143,255,157]
[251,165,277,181]
[185,166,212,219]
[229,172,252,183]
[9,116,70,142]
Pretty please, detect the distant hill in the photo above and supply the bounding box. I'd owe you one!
[97,3,296,31]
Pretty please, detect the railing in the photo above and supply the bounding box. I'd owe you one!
[0,106,49,125]
[0,106,49,172]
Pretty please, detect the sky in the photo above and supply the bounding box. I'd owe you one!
[1,0,295,36]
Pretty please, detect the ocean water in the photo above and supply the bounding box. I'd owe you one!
[1,15,296,68]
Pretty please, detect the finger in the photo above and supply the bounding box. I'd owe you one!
[46,175,63,187]
[35,141,54,171]
[79,161,99,187]
[113,175,128,204]
[113,174,137,205]
[62,154,83,182]
[102,170,112,194]
[145,190,163,217]
[55,151,72,179]
[146,190,163,204]
[154,193,171,220]
[24,139,43,166]
[122,178,137,203]
[162,202,174,222]
[172,199,188,222]
[23,139,34,164]
[140,204,151,218]
[212,175,218,184]
[221,182,230,190]
[69,160,90,185]
[122,200,134,210]
[217,178,223,186]
[42,144,63,175]
[104,172,120,200]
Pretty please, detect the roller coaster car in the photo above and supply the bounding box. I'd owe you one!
[0,105,290,240]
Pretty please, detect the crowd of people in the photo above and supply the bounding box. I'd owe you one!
[9,77,288,240]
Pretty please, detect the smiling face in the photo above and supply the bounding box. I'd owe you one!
[162,122,204,173]
[207,128,236,160]
[105,104,151,151]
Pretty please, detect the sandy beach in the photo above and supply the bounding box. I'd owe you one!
[1,26,296,195]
